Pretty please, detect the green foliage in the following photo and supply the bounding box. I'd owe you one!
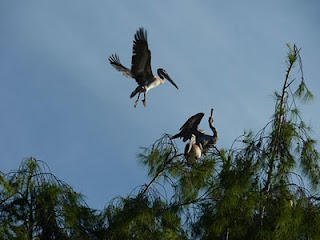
[105,194,187,240]
[177,157,216,202]
[0,158,105,240]
[295,80,314,103]
[300,138,320,189]
[138,134,178,178]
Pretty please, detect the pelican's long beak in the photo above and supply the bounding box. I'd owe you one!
[165,74,179,90]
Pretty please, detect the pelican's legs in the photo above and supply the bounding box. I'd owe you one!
[142,92,147,107]
[134,92,142,108]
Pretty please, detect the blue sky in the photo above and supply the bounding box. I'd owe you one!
[1,1,319,210]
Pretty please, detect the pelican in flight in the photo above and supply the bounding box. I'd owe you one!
[172,109,219,164]
[109,28,179,107]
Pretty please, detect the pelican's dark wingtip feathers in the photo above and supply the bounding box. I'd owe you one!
[131,27,153,83]
[109,53,124,68]
[108,53,133,78]
[134,27,147,43]
[108,54,120,65]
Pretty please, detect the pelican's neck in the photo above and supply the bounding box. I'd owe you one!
[209,121,219,144]
[211,127,219,144]
[157,75,165,84]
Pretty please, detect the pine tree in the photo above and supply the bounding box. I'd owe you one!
[0,157,105,240]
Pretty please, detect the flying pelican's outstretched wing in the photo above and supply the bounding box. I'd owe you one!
[131,28,153,85]
[171,113,205,142]
[109,54,133,78]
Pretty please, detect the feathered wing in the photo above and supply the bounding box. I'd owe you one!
[171,113,205,142]
[109,54,133,78]
[131,28,153,85]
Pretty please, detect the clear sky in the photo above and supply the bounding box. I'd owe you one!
[1,1,319,210]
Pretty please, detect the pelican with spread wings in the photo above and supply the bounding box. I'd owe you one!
[109,28,179,107]
[172,109,219,165]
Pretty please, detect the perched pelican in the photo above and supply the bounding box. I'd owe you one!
[184,134,203,165]
[109,28,179,107]
[172,109,219,162]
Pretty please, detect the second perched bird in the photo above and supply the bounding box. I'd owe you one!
[184,134,203,165]
[109,28,179,107]
[172,109,219,165]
